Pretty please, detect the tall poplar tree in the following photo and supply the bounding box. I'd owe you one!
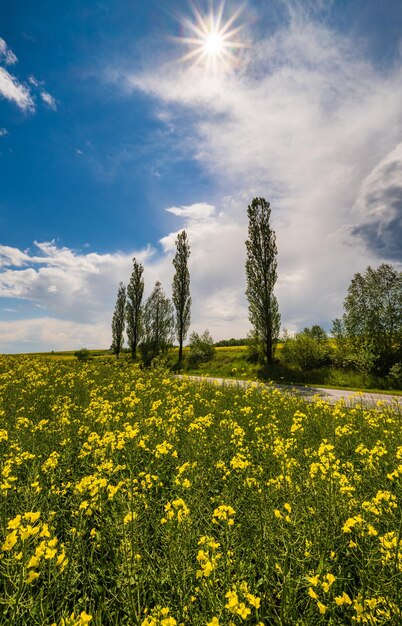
[141,281,174,365]
[111,282,126,359]
[245,197,280,364]
[172,230,191,368]
[126,257,144,359]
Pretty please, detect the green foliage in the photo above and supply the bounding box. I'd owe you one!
[214,338,249,347]
[282,326,331,370]
[172,231,191,366]
[388,362,402,389]
[140,281,174,366]
[337,264,402,374]
[188,330,215,367]
[126,257,144,359]
[74,348,91,361]
[245,197,280,364]
[111,282,126,358]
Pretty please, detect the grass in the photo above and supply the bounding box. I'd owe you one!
[171,346,401,395]
[1,355,402,624]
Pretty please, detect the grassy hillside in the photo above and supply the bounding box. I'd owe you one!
[173,345,401,394]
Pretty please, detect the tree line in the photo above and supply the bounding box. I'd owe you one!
[110,197,402,381]
[111,231,191,368]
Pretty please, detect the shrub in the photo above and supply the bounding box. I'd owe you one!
[74,348,91,361]
[388,362,402,389]
[282,327,331,370]
[188,330,215,367]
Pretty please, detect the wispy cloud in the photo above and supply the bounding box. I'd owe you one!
[0,40,57,113]
[113,7,402,332]
[40,90,57,110]
[0,127,8,136]
[0,37,18,65]
[0,66,35,111]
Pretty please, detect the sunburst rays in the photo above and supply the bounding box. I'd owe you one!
[173,1,247,72]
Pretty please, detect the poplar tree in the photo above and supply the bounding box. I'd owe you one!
[172,230,191,368]
[245,197,280,364]
[111,282,126,359]
[126,257,144,359]
[141,281,174,365]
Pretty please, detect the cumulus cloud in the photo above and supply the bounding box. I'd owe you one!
[0,318,112,352]
[116,7,402,332]
[349,143,402,261]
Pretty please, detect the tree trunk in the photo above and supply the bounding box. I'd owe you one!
[178,340,183,369]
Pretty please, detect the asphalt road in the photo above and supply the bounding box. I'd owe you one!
[177,375,402,407]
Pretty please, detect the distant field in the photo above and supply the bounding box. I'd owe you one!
[176,346,401,395]
[1,355,402,624]
[16,344,400,394]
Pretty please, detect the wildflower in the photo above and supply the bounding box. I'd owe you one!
[317,601,327,614]
[25,570,40,584]
[335,592,352,606]
[2,530,18,551]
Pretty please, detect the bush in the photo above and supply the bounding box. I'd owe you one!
[74,348,91,361]
[282,327,331,370]
[188,330,215,367]
[388,362,402,389]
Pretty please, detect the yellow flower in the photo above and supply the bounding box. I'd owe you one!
[317,601,327,614]
[25,570,40,584]
[236,603,251,619]
[7,515,21,530]
[2,530,18,551]
[23,511,41,523]
[335,592,352,606]
[207,619,220,626]
[39,524,51,538]
[28,555,41,568]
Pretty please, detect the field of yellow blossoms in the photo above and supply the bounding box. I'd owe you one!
[1,355,402,625]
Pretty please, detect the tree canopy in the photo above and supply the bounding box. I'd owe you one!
[245,197,280,364]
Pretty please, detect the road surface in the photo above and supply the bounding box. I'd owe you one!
[176,375,401,407]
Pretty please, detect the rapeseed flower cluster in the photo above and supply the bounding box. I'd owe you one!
[0,355,401,624]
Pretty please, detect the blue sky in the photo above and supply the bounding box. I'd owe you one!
[1,0,402,352]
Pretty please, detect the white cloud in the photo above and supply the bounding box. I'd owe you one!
[348,143,402,261]
[114,9,402,334]
[40,90,57,110]
[0,127,8,136]
[0,37,18,65]
[166,203,216,221]
[0,66,35,111]
[28,74,43,87]
[0,318,112,353]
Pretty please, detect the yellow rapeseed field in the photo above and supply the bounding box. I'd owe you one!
[0,355,401,625]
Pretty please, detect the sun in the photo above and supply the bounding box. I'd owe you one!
[204,31,225,56]
[174,2,247,72]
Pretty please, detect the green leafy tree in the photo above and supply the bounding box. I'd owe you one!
[245,197,280,364]
[126,257,144,359]
[111,282,126,359]
[332,264,402,374]
[140,281,174,366]
[172,231,191,368]
[188,330,215,367]
[282,326,331,370]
